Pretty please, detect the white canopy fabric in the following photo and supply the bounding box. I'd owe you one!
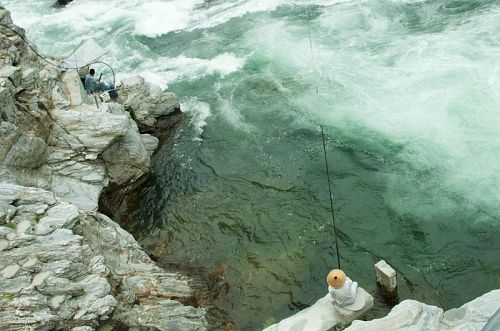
[60,38,108,69]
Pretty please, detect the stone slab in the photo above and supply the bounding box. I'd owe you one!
[374,260,397,292]
[264,287,373,331]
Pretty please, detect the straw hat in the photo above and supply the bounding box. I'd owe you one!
[327,269,346,289]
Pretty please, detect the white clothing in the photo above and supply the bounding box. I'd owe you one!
[328,277,358,307]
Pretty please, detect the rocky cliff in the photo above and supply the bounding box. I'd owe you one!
[0,5,207,330]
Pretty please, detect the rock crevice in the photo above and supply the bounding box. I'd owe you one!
[0,6,207,331]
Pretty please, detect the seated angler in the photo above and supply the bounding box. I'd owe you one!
[327,269,365,311]
[84,68,109,94]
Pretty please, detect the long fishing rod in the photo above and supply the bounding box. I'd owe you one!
[321,125,341,269]
[304,7,342,269]
[0,23,116,84]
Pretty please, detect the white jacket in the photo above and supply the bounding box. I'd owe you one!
[328,277,358,307]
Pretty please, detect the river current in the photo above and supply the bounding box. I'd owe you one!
[4,0,500,329]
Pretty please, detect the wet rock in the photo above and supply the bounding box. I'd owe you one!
[53,0,74,7]
[119,75,180,133]
[76,212,208,329]
[101,115,151,185]
[140,134,160,157]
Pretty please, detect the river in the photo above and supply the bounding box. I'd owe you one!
[3,0,500,329]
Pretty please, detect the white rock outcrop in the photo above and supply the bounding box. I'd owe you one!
[0,5,206,330]
[0,183,207,330]
[345,290,500,331]
[118,75,180,132]
[264,288,374,331]
[0,183,117,330]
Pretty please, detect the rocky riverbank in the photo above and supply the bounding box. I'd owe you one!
[0,5,207,330]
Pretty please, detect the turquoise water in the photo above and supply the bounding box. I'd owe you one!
[4,0,500,329]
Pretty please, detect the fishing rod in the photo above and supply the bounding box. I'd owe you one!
[304,7,342,269]
[0,22,116,85]
[321,125,341,269]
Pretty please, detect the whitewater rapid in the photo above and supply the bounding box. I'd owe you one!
[4,0,500,329]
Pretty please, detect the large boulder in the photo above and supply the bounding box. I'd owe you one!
[100,115,151,186]
[3,133,47,168]
[439,290,500,330]
[345,290,500,331]
[48,104,129,159]
[118,75,180,133]
[346,300,443,331]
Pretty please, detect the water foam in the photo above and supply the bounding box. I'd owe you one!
[5,0,500,219]
[133,0,204,37]
[125,53,246,89]
[181,97,212,142]
[245,1,500,219]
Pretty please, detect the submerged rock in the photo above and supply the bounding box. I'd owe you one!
[52,0,74,7]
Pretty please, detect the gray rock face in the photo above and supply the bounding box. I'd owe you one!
[76,212,207,330]
[0,183,207,330]
[0,24,156,211]
[0,183,117,330]
[100,114,151,185]
[0,6,207,331]
[119,75,180,132]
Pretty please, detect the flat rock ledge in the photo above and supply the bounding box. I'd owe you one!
[264,289,374,331]
[0,6,206,331]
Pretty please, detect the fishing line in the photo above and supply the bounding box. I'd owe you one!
[0,23,116,84]
[321,125,341,269]
[305,6,319,95]
[304,7,341,269]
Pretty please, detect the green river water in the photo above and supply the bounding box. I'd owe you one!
[3,0,500,329]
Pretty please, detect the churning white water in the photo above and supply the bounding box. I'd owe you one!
[4,0,500,328]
